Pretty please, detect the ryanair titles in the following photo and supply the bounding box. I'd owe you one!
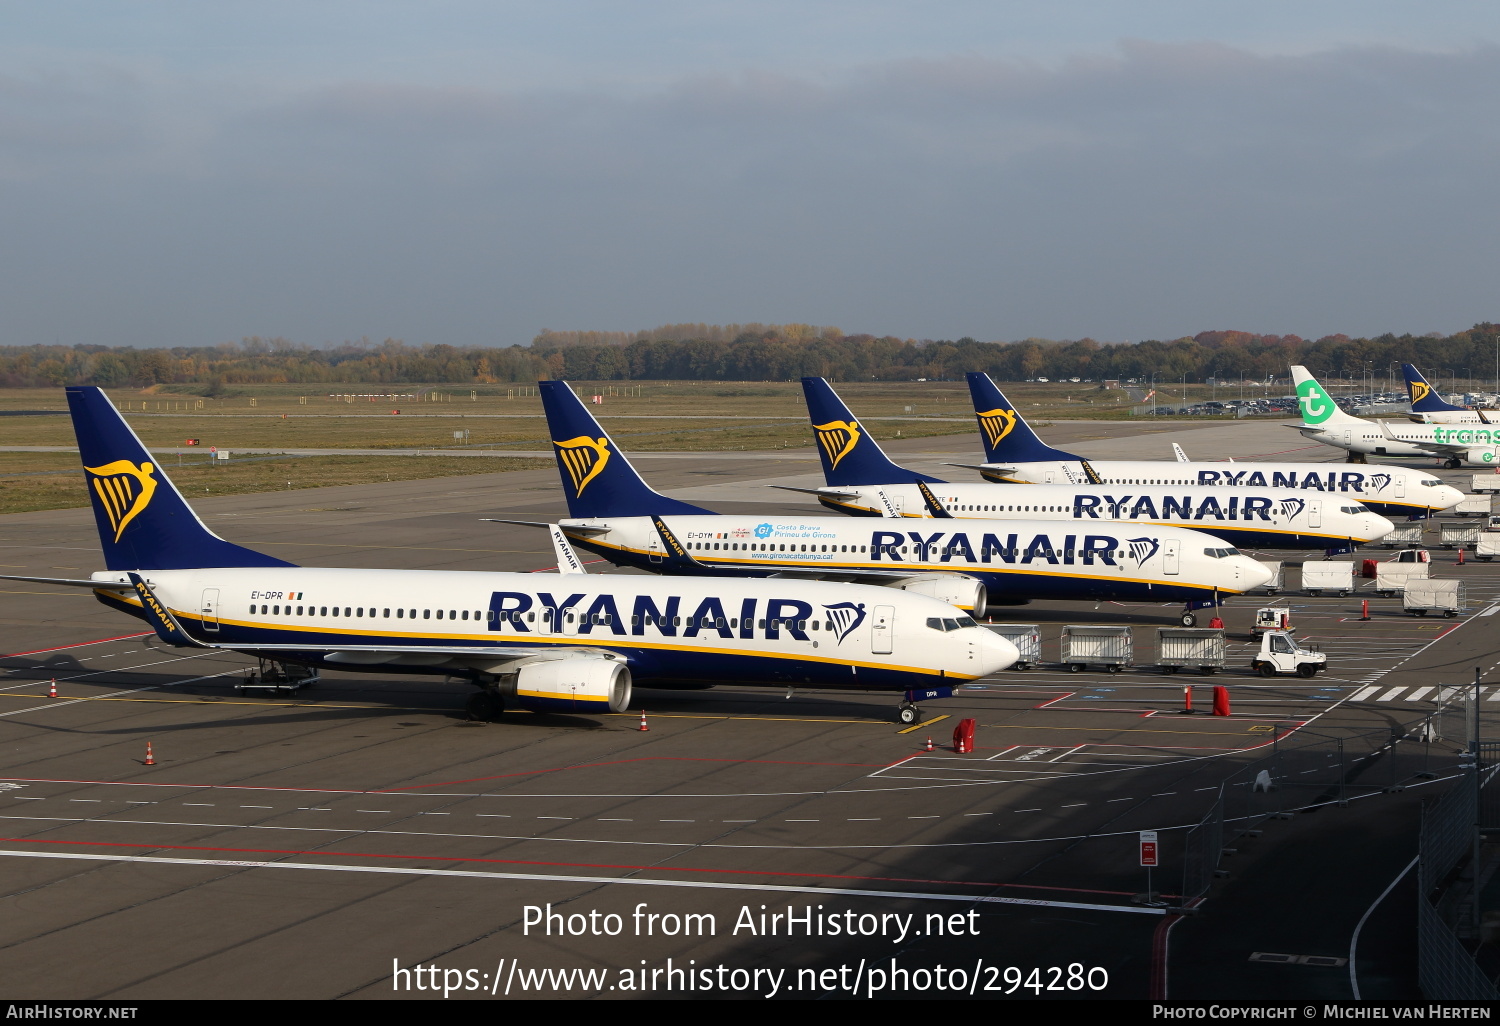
[1193,469,1393,492]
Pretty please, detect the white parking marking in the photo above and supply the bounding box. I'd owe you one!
[1405,687,1435,701]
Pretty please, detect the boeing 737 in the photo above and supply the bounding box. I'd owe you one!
[1291,366,1499,468]
[1400,363,1494,425]
[0,387,1018,724]
[505,381,1272,627]
[786,377,1393,552]
[960,372,1463,518]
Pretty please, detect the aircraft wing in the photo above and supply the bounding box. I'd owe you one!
[1377,421,1466,453]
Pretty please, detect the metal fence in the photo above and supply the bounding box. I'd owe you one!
[1417,769,1500,1000]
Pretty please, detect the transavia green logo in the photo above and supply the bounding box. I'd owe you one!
[1297,379,1336,424]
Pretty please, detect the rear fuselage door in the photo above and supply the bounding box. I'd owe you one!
[1163,540,1180,575]
[201,588,220,631]
[871,605,894,654]
[647,531,663,563]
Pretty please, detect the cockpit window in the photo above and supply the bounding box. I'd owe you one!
[1422,479,1442,487]
[1339,504,1368,514]
[955,616,978,628]
[1203,547,1241,558]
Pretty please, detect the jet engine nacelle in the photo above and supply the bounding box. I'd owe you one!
[890,575,987,617]
[512,658,632,713]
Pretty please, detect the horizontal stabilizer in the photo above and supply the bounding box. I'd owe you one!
[0,574,133,590]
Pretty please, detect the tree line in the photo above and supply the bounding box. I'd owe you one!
[1,324,1496,389]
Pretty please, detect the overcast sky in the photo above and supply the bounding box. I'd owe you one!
[1,2,1497,348]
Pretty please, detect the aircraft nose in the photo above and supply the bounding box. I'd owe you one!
[1365,514,1395,541]
[973,628,1019,674]
[1237,558,1274,590]
[1438,485,1465,510]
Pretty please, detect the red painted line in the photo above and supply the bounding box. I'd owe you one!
[1032,692,1079,710]
[1,633,151,659]
[0,833,1166,897]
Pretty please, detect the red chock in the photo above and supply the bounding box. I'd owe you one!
[1211,685,1231,717]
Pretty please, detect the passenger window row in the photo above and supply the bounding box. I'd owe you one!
[255,604,487,620]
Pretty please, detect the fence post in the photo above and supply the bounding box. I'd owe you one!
[1338,738,1347,807]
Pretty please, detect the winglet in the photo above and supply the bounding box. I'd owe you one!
[874,489,902,518]
[127,573,209,648]
[550,525,587,574]
[648,515,705,569]
[1171,443,1189,463]
[914,480,954,519]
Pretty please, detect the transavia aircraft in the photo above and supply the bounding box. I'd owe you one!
[503,381,1272,626]
[1400,364,1492,425]
[959,372,1463,518]
[786,377,1393,552]
[2,387,1018,725]
[1292,366,1499,468]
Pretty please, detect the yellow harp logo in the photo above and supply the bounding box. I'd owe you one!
[85,460,158,543]
[813,420,861,469]
[1410,381,1431,405]
[976,408,1019,448]
[554,436,611,496]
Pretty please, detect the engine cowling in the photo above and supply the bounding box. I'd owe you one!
[512,658,632,713]
[890,575,987,617]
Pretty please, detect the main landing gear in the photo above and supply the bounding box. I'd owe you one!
[465,688,504,722]
[1445,457,1464,469]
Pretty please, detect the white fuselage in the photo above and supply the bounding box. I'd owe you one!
[561,514,1272,604]
[1297,421,1500,466]
[808,482,1393,549]
[93,566,1017,689]
[974,460,1462,518]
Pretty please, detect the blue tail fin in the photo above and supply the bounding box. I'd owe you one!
[1402,364,1468,414]
[66,387,294,571]
[964,373,1083,463]
[538,381,711,518]
[799,378,943,486]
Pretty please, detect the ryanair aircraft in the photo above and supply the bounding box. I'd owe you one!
[1400,363,1494,425]
[961,372,1463,518]
[1291,365,1498,468]
[785,379,1392,551]
[519,381,1272,626]
[2,388,1019,725]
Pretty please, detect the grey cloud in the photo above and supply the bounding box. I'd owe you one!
[0,42,1496,347]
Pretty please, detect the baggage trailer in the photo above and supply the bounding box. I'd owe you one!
[1155,628,1225,675]
[1402,579,1464,618]
[1454,494,1492,517]
[1477,534,1500,561]
[1060,625,1133,674]
[1249,560,1283,595]
[985,624,1041,670]
[1439,521,1482,548]
[1379,523,1426,549]
[1472,475,1500,494]
[1301,561,1354,597]
[1369,549,1431,597]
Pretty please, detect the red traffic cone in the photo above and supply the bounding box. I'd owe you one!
[1458,546,1466,565]
[924,737,934,752]
[1180,685,1194,714]
[143,742,155,766]
[47,679,57,698]
[638,709,649,732]
[1211,686,1231,717]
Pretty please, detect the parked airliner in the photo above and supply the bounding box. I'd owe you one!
[503,381,1272,627]
[0,387,1018,724]
[959,372,1463,518]
[1292,366,1498,468]
[788,377,1393,552]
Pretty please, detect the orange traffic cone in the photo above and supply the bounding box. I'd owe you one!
[143,742,155,766]
[924,737,934,752]
[47,679,57,698]
[638,710,649,732]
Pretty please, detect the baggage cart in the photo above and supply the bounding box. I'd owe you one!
[1249,560,1283,594]
[1471,475,1500,494]
[1402,579,1464,618]
[1439,521,1482,548]
[1301,561,1354,597]
[1454,494,1492,517]
[1375,559,1430,597]
[986,623,1041,670]
[1477,534,1500,561]
[1060,625,1133,674]
[1155,628,1225,675]
[1380,522,1426,549]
